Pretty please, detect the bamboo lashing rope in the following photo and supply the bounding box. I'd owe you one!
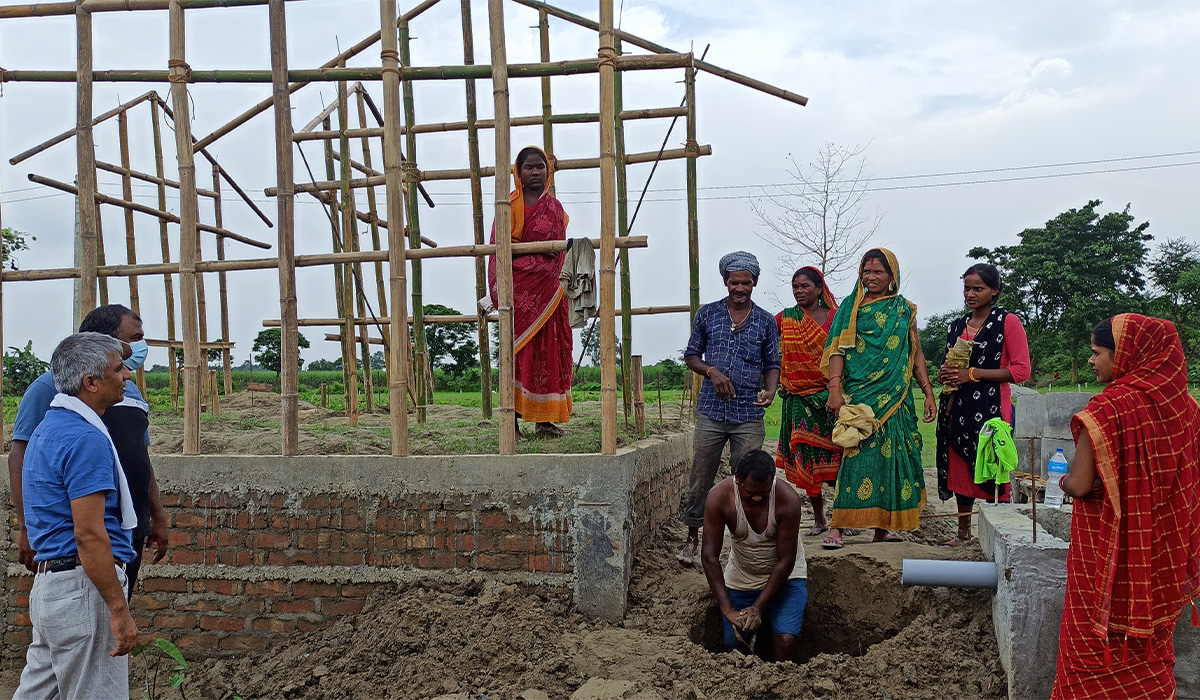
[379,49,401,77]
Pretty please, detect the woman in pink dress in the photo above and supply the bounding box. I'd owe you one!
[935,263,1031,545]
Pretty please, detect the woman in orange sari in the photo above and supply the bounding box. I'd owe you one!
[775,266,843,536]
[1053,314,1200,699]
[487,146,573,438]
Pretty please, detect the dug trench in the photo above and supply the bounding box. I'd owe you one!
[190,524,1006,700]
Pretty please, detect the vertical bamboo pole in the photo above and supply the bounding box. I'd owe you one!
[614,36,632,423]
[95,213,109,306]
[631,354,645,435]
[337,79,361,424]
[76,4,99,316]
[117,111,147,396]
[341,90,373,414]
[461,0,492,419]
[597,0,618,455]
[269,0,300,454]
[537,7,554,182]
[169,0,202,454]
[320,382,328,408]
[150,99,180,411]
[380,0,412,455]
[354,90,391,401]
[685,57,699,326]
[400,19,428,423]
[488,0,517,454]
[212,165,233,395]
[323,115,354,417]
[209,369,219,414]
[0,162,5,437]
[195,225,208,351]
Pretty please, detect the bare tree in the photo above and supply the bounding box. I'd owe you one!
[751,143,882,285]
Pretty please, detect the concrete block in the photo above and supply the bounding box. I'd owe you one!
[1014,392,1046,439]
[979,505,1070,700]
[1014,437,1076,481]
[1042,393,1092,440]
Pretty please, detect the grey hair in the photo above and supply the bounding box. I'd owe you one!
[51,332,125,396]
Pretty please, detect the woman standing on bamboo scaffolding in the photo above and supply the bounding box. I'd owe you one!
[487,146,573,438]
[821,248,936,549]
[935,263,1030,547]
[775,266,844,537]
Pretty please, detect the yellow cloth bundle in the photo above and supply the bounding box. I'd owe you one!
[941,337,974,394]
[832,403,878,449]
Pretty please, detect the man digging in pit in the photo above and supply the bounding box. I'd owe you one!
[701,449,808,662]
[677,251,780,565]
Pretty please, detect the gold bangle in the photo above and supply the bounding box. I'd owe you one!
[968,368,979,382]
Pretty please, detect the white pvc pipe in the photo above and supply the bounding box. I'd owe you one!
[902,559,998,589]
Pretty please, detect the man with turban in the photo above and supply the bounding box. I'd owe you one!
[678,251,781,565]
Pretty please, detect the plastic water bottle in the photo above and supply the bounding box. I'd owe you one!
[1044,449,1068,509]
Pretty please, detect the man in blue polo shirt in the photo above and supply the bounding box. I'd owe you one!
[8,304,168,596]
[678,251,780,565]
[14,333,139,699]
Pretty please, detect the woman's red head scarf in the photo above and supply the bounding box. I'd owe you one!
[1071,313,1200,637]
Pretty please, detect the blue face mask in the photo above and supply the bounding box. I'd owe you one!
[123,340,149,371]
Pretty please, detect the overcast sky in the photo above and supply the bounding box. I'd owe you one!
[2,0,1198,368]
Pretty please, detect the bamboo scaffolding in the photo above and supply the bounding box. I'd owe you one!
[0,153,5,438]
[381,0,411,455]
[290,106,686,142]
[686,58,699,324]
[212,165,233,395]
[267,0,300,452]
[150,98,180,410]
[266,144,711,194]
[337,81,361,425]
[8,90,156,166]
[489,0,516,454]
[262,304,691,328]
[144,338,233,348]
[401,19,428,424]
[615,36,632,422]
[511,0,809,106]
[76,5,99,316]
[2,236,649,282]
[329,151,381,178]
[168,0,202,454]
[631,354,645,435]
[341,107,375,417]
[0,53,694,84]
[96,210,109,305]
[461,0,492,419]
[0,0,309,15]
[301,85,356,133]
[96,160,219,198]
[354,89,391,391]
[597,0,618,454]
[27,174,272,249]
[347,90,438,210]
[117,111,147,395]
[538,8,554,171]
[190,0,445,150]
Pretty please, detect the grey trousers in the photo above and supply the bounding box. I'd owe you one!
[14,565,130,700]
[680,413,766,528]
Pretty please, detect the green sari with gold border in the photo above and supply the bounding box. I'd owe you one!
[821,249,927,530]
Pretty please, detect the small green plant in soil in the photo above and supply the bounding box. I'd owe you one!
[132,637,188,699]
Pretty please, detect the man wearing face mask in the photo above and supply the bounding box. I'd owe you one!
[8,304,169,597]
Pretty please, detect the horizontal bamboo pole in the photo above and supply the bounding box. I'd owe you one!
[271,145,711,193]
[145,338,234,349]
[2,235,648,282]
[0,53,692,85]
[307,191,438,246]
[291,106,689,142]
[263,304,691,327]
[96,160,218,198]
[511,0,809,106]
[325,333,384,345]
[28,174,271,249]
[0,2,73,18]
[0,0,308,15]
[8,90,156,165]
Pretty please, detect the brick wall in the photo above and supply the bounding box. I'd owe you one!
[630,434,692,559]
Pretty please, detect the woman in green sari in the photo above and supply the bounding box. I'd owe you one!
[820,248,936,548]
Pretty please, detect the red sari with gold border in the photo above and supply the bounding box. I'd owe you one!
[1052,314,1200,700]
[487,147,573,423]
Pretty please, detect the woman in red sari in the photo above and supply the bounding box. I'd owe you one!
[1053,314,1200,699]
[488,146,573,438]
[775,266,843,536]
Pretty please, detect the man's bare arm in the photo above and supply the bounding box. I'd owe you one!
[7,441,35,571]
[750,484,801,614]
[700,481,739,627]
[71,493,137,656]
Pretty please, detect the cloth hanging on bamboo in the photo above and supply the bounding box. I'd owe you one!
[487,146,573,423]
[559,238,597,329]
[1051,314,1200,700]
[775,275,841,498]
[821,248,926,531]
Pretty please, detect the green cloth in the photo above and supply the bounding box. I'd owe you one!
[823,257,926,531]
[974,417,1018,485]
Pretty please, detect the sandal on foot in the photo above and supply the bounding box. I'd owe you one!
[821,535,844,550]
[873,531,904,543]
[842,529,862,536]
[804,524,830,537]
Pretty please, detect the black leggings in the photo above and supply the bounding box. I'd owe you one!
[126,536,145,601]
[955,494,975,510]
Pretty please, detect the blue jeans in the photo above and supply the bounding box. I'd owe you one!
[722,578,808,651]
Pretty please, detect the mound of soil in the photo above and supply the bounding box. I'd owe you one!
[191,523,1005,700]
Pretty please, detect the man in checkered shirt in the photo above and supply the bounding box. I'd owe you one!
[678,251,781,565]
